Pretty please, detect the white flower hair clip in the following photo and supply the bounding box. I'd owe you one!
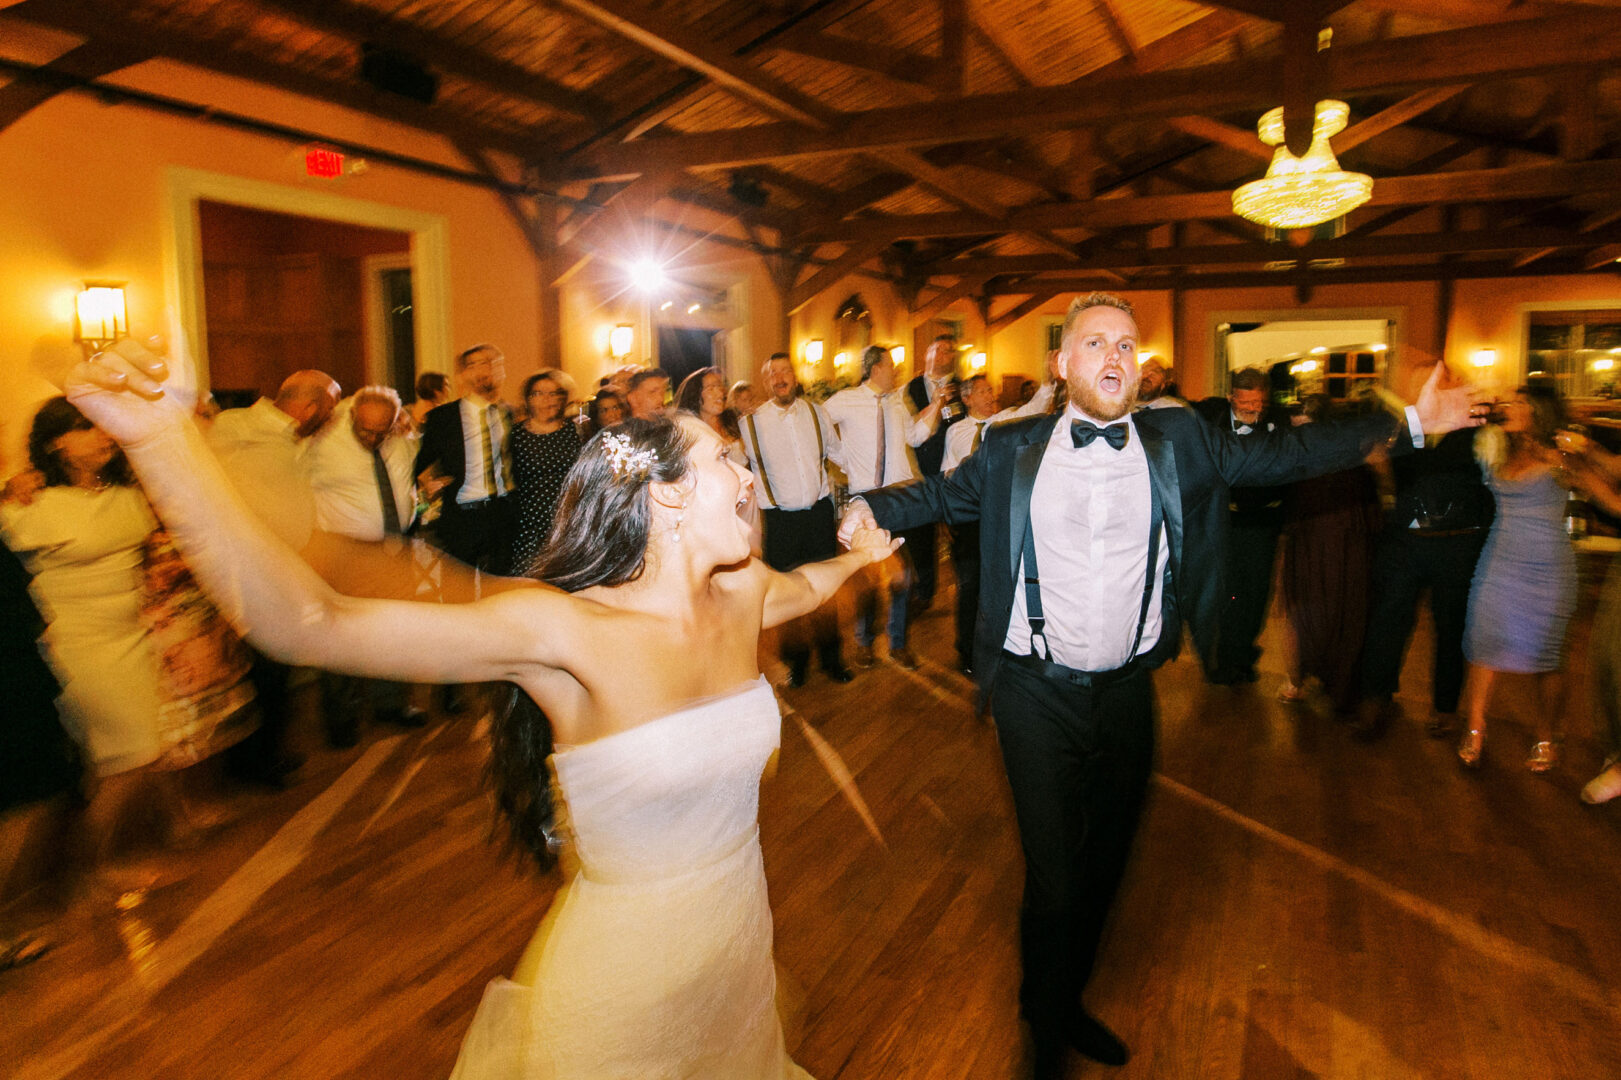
[602,430,658,481]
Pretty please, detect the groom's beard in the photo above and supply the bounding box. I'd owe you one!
[1068,377,1139,422]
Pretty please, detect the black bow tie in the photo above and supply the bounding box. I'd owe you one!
[1071,420,1130,450]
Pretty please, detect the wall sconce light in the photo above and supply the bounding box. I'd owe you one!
[609,323,634,360]
[833,351,849,370]
[969,351,987,370]
[1308,346,1328,355]
[1592,357,1616,373]
[75,281,128,353]
[687,302,701,314]
[1289,359,1321,376]
[1370,343,1389,352]
[1137,352,1156,365]
[891,345,905,366]
[1471,348,1497,369]
[805,339,824,364]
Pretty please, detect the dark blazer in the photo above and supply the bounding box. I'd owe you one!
[414,398,514,505]
[863,406,1402,695]
[905,373,964,477]
[1192,396,1289,519]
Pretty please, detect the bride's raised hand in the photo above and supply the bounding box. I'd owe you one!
[847,522,903,565]
[65,336,193,446]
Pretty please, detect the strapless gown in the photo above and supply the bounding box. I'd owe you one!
[450,677,813,1079]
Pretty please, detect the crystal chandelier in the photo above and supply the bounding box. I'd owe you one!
[1232,99,1372,229]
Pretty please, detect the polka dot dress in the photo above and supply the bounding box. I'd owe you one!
[511,423,582,576]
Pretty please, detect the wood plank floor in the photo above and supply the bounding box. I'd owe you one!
[3,567,1619,1079]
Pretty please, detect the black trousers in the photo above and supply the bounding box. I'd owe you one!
[909,521,940,609]
[990,656,1155,1040]
[434,495,516,578]
[1211,517,1281,678]
[1361,527,1487,713]
[949,522,981,666]
[762,499,843,670]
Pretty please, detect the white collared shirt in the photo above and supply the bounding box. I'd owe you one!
[205,398,316,552]
[456,394,511,504]
[738,397,844,511]
[304,408,418,542]
[1002,405,1169,671]
[941,412,996,474]
[991,381,1057,423]
[823,382,939,493]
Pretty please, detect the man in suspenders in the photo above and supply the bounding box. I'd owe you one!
[739,352,853,688]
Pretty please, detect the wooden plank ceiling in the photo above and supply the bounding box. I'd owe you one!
[10,0,1621,306]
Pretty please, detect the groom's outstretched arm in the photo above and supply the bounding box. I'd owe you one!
[839,441,988,545]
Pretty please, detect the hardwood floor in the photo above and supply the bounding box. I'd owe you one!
[3,573,1619,1079]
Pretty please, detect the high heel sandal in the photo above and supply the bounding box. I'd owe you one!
[1525,739,1561,774]
[1458,728,1485,768]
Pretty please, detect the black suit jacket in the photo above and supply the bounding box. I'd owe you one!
[414,398,515,506]
[905,374,964,477]
[1192,396,1289,521]
[863,407,1402,695]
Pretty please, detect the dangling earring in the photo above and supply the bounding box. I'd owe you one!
[673,501,685,543]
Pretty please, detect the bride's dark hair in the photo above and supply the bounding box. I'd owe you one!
[489,416,696,868]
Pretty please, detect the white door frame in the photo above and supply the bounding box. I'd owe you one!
[362,252,415,387]
[163,166,451,393]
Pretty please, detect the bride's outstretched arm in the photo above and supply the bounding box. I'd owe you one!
[757,523,899,629]
[68,339,572,685]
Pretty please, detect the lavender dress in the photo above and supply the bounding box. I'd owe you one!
[1463,467,1576,673]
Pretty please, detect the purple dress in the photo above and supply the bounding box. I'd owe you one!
[1463,467,1576,673]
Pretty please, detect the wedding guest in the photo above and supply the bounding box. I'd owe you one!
[511,370,582,575]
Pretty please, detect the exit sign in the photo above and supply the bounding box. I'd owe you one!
[305,145,345,178]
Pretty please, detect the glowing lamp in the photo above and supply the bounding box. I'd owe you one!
[805,339,825,364]
[970,351,987,370]
[833,351,849,370]
[1232,100,1372,229]
[629,258,665,293]
[609,324,634,360]
[1592,358,1616,373]
[1309,346,1328,355]
[1472,349,1497,369]
[891,345,905,366]
[75,282,128,351]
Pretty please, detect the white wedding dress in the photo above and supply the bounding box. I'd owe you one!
[450,676,814,1080]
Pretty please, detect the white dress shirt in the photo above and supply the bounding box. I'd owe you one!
[1002,405,1169,671]
[941,412,996,474]
[305,411,418,542]
[823,382,939,493]
[1138,395,1189,410]
[738,397,844,510]
[455,394,512,504]
[205,398,316,552]
[991,381,1057,423]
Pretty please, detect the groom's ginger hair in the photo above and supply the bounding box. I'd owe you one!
[1061,292,1136,343]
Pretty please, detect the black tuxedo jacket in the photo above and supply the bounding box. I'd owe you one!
[905,373,964,477]
[1191,396,1289,519]
[414,398,514,505]
[863,406,1401,694]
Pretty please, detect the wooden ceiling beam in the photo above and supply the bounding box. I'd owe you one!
[1165,115,1271,160]
[911,275,990,326]
[1095,0,1139,65]
[797,158,1621,244]
[0,38,151,135]
[563,10,1621,181]
[968,16,1035,87]
[928,224,1621,275]
[251,0,610,123]
[1336,85,1470,152]
[869,148,1007,220]
[11,0,543,158]
[1582,243,1621,270]
[769,31,934,87]
[987,290,1061,334]
[1512,247,1560,269]
[980,255,1616,295]
[786,238,891,315]
[549,0,839,130]
[938,0,967,96]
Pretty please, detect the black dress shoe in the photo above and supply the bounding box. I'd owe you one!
[326,720,359,749]
[1067,1012,1128,1067]
[379,706,429,729]
[822,663,854,684]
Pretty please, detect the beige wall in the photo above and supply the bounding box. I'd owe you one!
[0,29,542,467]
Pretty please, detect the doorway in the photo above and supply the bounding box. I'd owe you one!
[658,326,718,390]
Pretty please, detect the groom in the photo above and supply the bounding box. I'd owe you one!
[841,293,1481,1077]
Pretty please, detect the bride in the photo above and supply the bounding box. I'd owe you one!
[69,339,900,1079]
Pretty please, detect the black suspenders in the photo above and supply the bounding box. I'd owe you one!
[1021,478,1163,666]
[746,405,825,510]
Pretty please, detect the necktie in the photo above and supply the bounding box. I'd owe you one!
[482,405,513,495]
[1071,419,1129,450]
[373,447,402,535]
[971,421,985,454]
[874,394,887,487]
